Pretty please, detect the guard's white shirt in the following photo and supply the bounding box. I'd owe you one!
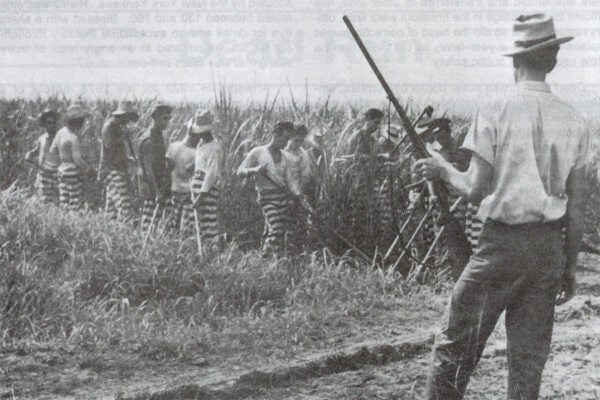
[462,81,590,224]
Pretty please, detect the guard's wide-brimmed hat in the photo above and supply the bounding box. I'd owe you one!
[186,109,213,134]
[65,104,87,121]
[151,104,173,118]
[112,101,139,119]
[503,13,573,57]
[38,108,58,122]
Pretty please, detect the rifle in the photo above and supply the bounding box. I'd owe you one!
[343,16,472,279]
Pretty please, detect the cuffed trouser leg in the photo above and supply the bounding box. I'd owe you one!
[506,273,561,399]
[426,277,507,399]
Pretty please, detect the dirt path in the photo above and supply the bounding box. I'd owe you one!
[3,253,600,399]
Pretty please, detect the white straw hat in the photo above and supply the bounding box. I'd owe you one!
[503,13,573,57]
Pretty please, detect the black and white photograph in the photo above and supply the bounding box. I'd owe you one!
[0,1,599,398]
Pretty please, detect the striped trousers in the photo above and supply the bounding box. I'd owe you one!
[104,170,133,222]
[58,163,83,211]
[191,171,220,243]
[374,177,393,231]
[37,162,59,205]
[257,188,289,254]
[170,191,195,234]
[140,198,168,234]
[465,203,483,249]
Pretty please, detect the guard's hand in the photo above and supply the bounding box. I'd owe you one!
[556,270,576,306]
[414,152,448,181]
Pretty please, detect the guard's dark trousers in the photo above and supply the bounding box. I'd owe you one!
[426,218,565,400]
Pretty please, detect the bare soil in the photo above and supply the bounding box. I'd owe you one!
[3,253,600,400]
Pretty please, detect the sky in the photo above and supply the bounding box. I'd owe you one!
[1,1,599,115]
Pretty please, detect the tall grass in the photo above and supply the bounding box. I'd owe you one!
[0,94,431,255]
[0,187,436,356]
[1,93,599,360]
[3,93,599,263]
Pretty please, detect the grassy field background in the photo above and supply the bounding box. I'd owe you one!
[0,94,600,398]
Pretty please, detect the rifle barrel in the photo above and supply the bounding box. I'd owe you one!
[342,15,429,159]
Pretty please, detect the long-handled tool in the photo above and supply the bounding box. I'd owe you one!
[343,16,472,277]
[409,196,464,282]
[190,187,204,258]
[391,202,435,270]
[260,170,371,263]
[140,202,160,255]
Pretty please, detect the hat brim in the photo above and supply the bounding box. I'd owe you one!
[112,110,139,119]
[66,112,87,120]
[503,36,573,57]
[189,124,212,134]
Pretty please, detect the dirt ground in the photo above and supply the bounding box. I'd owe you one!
[2,253,600,400]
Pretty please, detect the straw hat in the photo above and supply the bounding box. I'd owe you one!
[112,101,139,120]
[65,104,87,121]
[503,13,573,57]
[186,109,213,134]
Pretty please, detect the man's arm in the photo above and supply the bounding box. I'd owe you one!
[71,137,90,171]
[200,149,221,193]
[164,144,176,172]
[414,150,493,204]
[236,149,263,177]
[556,167,587,305]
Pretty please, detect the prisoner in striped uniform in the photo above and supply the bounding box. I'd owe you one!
[413,118,472,252]
[134,104,172,233]
[284,124,317,248]
[190,110,223,246]
[24,109,60,205]
[166,112,203,234]
[49,105,91,211]
[237,121,297,255]
[98,101,139,222]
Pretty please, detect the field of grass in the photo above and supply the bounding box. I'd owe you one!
[1,94,600,398]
